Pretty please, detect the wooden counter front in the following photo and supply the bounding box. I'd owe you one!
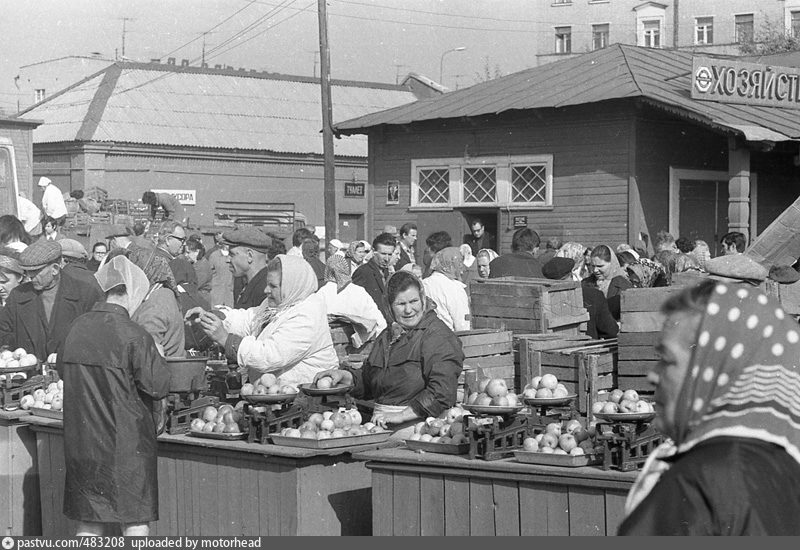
[0,409,40,535]
[354,446,638,536]
[24,415,390,536]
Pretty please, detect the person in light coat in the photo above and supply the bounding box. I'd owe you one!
[187,254,338,387]
[422,247,471,332]
[38,177,68,226]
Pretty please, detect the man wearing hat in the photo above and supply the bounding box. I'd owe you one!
[0,240,104,361]
[223,227,272,309]
[59,239,102,290]
[542,256,618,340]
[37,177,68,228]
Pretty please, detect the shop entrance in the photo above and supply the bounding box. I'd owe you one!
[669,169,729,257]
[458,208,500,253]
[338,213,363,244]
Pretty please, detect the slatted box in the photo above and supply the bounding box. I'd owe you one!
[513,333,592,390]
[457,329,515,393]
[469,277,589,335]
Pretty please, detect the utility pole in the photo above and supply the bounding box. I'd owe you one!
[306,50,320,78]
[198,31,217,67]
[673,0,680,48]
[317,0,337,257]
[119,17,135,60]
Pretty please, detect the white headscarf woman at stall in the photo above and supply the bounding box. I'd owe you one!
[187,254,338,388]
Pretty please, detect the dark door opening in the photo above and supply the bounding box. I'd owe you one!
[458,208,500,254]
[679,179,729,257]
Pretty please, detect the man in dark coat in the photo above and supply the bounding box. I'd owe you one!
[223,227,272,309]
[58,255,169,536]
[353,232,396,325]
[463,218,494,257]
[0,240,103,361]
[396,222,418,271]
[489,227,544,279]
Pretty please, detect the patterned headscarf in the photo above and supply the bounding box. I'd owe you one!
[430,246,464,281]
[126,244,177,292]
[324,254,352,293]
[556,242,588,281]
[624,282,800,515]
[626,257,666,288]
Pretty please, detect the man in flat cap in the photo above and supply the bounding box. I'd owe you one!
[37,177,68,228]
[223,227,273,309]
[59,238,102,290]
[0,240,103,361]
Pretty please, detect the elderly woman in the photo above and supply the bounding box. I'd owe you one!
[317,254,387,345]
[618,280,800,535]
[555,242,588,281]
[345,240,368,275]
[618,250,668,288]
[584,244,632,320]
[475,248,498,279]
[314,271,464,435]
[423,247,471,332]
[0,248,24,308]
[188,254,338,388]
[126,246,186,358]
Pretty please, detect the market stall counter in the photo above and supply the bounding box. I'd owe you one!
[24,414,394,536]
[353,446,637,536]
[0,409,40,535]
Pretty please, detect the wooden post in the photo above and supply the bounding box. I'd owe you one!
[728,136,751,243]
[318,0,337,259]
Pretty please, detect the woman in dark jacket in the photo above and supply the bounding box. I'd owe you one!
[314,271,464,436]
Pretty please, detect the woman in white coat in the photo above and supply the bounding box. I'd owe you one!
[187,255,338,387]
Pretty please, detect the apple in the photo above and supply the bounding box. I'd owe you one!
[476,395,493,406]
[449,422,464,436]
[592,401,606,414]
[602,401,619,414]
[299,421,317,433]
[452,434,468,445]
[409,432,422,441]
[12,348,26,360]
[558,433,577,453]
[619,399,637,413]
[413,421,426,434]
[240,383,255,396]
[540,432,559,449]
[317,431,332,440]
[57,380,63,391]
[539,374,558,391]
[485,378,508,398]
[300,430,317,439]
[268,384,282,395]
[259,373,278,388]
[552,386,569,399]
[363,422,376,431]
[254,385,269,395]
[444,407,463,424]
[331,429,347,438]
[19,354,38,368]
[285,428,302,438]
[622,389,639,402]
[280,385,298,394]
[202,406,218,422]
[636,400,654,413]
[540,446,554,454]
[419,434,433,442]
[555,383,568,394]
[573,427,590,443]
[429,419,446,437]
[535,388,553,399]
[50,397,63,411]
[554,448,568,455]
[523,437,539,452]
[5,359,19,371]
[530,376,543,389]
[315,376,333,390]
[506,393,518,406]
[477,377,492,393]
[0,350,13,361]
[609,389,624,404]
[308,412,324,426]
[322,410,334,421]
[467,392,479,405]
[523,387,538,399]
[202,421,216,433]
[535,433,544,443]
[320,419,335,432]
[346,409,363,425]
[579,439,595,453]
[570,447,585,456]
[331,411,350,429]
[545,422,562,435]
[33,400,45,409]
[439,436,452,444]
[19,395,35,410]
[223,423,240,434]
[565,419,582,434]
[490,395,509,407]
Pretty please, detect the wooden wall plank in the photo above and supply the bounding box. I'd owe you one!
[372,471,394,536]
[444,475,471,536]
[278,464,298,536]
[617,332,660,346]
[604,490,629,536]
[618,346,659,361]
[518,484,548,536]
[469,478,496,535]
[419,474,445,536]
[568,487,607,536]
[393,472,421,536]
[198,456,219,536]
[618,360,658,376]
[492,481,520,536]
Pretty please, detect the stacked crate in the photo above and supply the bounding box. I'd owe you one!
[468,277,589,336]
[456,329,515,396]
[513,333,592,390]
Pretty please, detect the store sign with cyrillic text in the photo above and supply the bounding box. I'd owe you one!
[152,189,196,205]
[692,57,800,109]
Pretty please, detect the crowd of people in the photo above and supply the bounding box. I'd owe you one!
[3,198,799,535]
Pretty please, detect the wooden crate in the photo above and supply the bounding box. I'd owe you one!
[619,287,687,333]
[329,323,373,363]
[616,332,658,398]
[513,333,592,390]
[533,340,617,415]
[469,277,589,335]
[456,329,515,392]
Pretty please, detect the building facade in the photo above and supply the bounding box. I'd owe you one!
[537,0,800,65]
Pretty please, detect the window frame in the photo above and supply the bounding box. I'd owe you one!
[592,23,610,50]
[792,10,800,38]
[555,26,572,54]
[642,19,661,48]
[734,13,754,43]
[410,155,554,211]
[34,89,46,103]
[695,16,714,45]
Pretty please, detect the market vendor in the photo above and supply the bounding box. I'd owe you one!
[313,271,464,436]
[141,191,186,224]
[58,255,169,536]
[584,244,632,321]
[186,254,338,387]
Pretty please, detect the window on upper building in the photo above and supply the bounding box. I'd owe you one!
[792,11,800,38]
[555,27,572,54]
[695,17,714,45]
[592,24,610,50]
[735,14,754,43]
[34,89,45,103]
[411,155,554,210]
[643,20,661,48]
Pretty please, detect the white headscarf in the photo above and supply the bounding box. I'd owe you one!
[94,255,150,315]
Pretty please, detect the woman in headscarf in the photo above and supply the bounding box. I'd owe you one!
[475,248,499,279]
[0,247,24,308]
[58,255,169,536]
[126,245,185,358]
[555,242,588,282]
[345,240,368,275]
[619,280,800,535]
[314,270,464,438]
[618,250,668,288]
[459,243,479,286]
[188,255,338,388]
[584,244,632,320]
[317,254,387,344]
[422,246,471,332]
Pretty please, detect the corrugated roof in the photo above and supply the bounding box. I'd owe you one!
[17,63,418,157]
[335,44,800,142]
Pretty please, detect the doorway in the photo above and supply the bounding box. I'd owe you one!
[670,169,731,257]
[338,213,363,244]
[458,208,500,253]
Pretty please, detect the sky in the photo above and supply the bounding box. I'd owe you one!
[0,0,543,113]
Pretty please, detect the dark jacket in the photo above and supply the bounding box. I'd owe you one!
[0,271,104,361]
[306,255,326,290]
[463,232,494,257]
[349,310,464,418]
[618,437,800,535]
[583,274,631,321]
[581,283,619,339]
[353,260,392,325]
[58,302,169,523]
[396,245,415,272]
[235,266,269,309]
[488,252,544,279]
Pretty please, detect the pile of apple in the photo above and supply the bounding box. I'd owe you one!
[0,347,40,383]
[592,389,654,415]
[277,408,385,440]
[19,381,63,412]
[240,373,298,397]
[465,377,519,407]
[522,373,570,399]
[190,403,246,434]
[311,374,349,390]
[522,419,596,456]
[408,405,469,445]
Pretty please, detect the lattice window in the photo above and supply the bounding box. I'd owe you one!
[511,165,547,203]
[417,168,450,204]
[463,167,496,203]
